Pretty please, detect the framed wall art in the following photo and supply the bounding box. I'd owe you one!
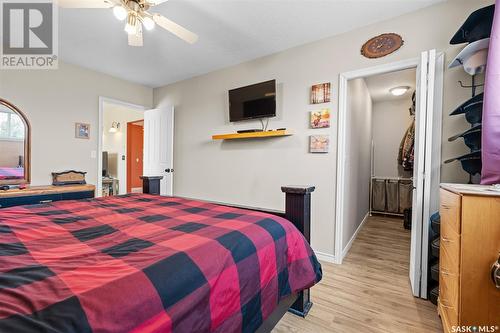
[310,109,330,128]
[310,135,329,153]
[311,82,331,104]
[75,123,90,139]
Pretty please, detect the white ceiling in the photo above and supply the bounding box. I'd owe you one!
[365,68,417,103]
[59,0,443,88]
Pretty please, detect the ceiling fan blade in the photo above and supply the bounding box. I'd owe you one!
[57,0,115,8]
[152,14,198,44]
[128,25,143,47]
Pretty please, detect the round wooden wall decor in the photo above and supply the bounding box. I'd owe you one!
[361,33,404,59]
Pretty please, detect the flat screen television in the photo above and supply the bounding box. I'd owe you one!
[229,80,276,122]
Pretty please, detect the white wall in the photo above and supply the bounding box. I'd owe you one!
[372,96,414,178]
[343,78,372,249]
[154,0,492,258]
[0,62,153,187]
[102,102,144,194]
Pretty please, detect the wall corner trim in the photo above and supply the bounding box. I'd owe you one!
[313,249,337,264]
[339,212,370,264]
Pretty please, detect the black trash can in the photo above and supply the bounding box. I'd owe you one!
[403,208,412,230]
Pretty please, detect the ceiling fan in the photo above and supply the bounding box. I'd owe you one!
[58,0,198,47]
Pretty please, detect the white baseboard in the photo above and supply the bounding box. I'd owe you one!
[313,249,336,264]
[339,212,370,263]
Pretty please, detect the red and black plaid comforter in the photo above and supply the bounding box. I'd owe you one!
[0,194,322,333]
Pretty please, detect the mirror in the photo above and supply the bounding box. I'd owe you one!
[0,99,30,185]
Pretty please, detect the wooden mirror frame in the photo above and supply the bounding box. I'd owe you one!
[0,99,31,185]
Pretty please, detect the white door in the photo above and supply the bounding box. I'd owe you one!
[143,107,174,196]
[409,50,443,297]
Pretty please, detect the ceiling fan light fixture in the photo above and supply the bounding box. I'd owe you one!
[142,16,155,30]
[56,0,198,46]
[125,13,138,34]
[113,5,127,21]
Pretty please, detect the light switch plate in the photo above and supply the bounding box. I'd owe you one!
[90,150,97,159]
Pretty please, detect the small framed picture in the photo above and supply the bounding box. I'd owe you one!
[310,109,330,128]
[311,82,331,104]
[75,123,90,139]
[310,135,329,153]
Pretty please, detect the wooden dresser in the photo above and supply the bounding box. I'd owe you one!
[438,184,500,332]
[0,184,95,209]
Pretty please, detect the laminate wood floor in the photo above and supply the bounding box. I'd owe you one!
[273,215,443,333]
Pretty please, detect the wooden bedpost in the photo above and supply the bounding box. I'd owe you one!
[141,176,163,195]
[281,185,315,317]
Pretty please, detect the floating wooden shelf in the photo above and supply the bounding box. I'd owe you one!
[212,130,293,140]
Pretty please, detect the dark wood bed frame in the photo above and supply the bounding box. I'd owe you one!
[141,177,316,332]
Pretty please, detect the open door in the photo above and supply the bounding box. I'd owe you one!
[143,107,174,196]
[409,50,444,298]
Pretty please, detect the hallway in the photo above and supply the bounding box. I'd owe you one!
[274,216,443,333]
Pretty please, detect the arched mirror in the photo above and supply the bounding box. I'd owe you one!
[0,99,30,185]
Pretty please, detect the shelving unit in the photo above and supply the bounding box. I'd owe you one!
[212,130,293,140]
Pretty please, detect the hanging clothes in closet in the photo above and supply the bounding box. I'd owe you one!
[398,92,416,171]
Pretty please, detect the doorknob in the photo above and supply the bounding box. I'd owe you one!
[491,252,500,289]
[165,168,174,173]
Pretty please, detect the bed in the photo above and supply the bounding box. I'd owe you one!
[0,167,24,180]
[0,193,322,332]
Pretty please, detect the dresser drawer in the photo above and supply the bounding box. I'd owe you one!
[439,298,459,331]
[61,190,94,200]
[439,268,460,330]
[440,229,460,272]
[0,193,63,208]
[439,264,459,309]
[440,189,461,234]
[440,238,460,276]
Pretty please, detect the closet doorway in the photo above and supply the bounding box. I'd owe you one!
[335,50,444,299]
[366,68,416,219]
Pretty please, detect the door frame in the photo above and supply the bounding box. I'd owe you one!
[418,50,444,298]
[335,57,420,264]
[97,97,146,197]
[335,53,443,297]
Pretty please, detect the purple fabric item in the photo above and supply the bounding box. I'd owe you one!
[481,1,500,185]
[0,167,24,180]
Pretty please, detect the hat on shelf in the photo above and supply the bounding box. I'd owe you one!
[444,150,482,176]
[448,124,482,151]
[449,93,483,125]
[449,38,490,75]
[450,5,495,44]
